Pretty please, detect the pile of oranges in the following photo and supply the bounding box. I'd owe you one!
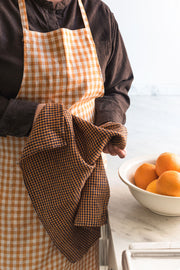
[134,152,180,197]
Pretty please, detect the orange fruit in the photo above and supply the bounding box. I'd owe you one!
[134,163,158,190]
[156,170,180,197]
[146,179,159,193]
[155,152,180,176]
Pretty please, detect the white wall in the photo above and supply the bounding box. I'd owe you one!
[103,0,180,95]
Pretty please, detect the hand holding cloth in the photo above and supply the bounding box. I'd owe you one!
[19,103,127,263]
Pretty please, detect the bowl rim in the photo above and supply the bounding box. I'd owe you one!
[118,155,180,200]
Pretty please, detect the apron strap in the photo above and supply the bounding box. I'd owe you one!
[78,0,93,34]
[18,0,29,30]
[18,0,94,39]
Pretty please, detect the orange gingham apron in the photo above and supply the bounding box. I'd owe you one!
[0,0,104,269]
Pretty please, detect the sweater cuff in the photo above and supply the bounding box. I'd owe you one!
[0,99,38,137]
[94,97,126,126]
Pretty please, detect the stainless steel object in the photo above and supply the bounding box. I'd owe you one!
[122,242,180,270]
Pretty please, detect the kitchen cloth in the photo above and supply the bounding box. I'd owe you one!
[19,103,127,263]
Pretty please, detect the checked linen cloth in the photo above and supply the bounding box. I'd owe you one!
[20,103,127,263]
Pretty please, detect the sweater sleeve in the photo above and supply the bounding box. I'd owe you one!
[0,96,38,137]
[94,12,133,126]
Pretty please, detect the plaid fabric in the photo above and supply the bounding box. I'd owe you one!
[20,103,127,263]
[18,0,104,123]
[0,0,111,268]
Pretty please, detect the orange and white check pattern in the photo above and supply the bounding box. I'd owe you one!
[0,0,104,268]
[18,0,104,123]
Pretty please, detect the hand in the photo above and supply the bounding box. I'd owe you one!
[103,142,126,158]
[33,103,46,124]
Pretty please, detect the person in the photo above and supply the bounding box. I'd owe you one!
[0,0,133,269]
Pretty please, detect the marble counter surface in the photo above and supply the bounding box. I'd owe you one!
[106,96,180,270]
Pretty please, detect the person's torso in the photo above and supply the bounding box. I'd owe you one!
[0,0,106,267]
[0,0,113,99]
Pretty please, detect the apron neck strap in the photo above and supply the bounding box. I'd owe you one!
[18,0,91,33]
[18,0,29,30]
[77,0,91,30]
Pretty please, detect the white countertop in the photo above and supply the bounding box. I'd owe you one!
[106,96,180,270]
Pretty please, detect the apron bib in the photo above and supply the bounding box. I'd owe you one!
[0,0,104,268]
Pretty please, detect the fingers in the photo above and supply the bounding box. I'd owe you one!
[107,143,118,156]
[113,145,126,158]
[103,145,109,154]
[103,143,127,158]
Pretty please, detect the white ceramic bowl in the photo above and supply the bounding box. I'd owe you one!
[118,155,180,216]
